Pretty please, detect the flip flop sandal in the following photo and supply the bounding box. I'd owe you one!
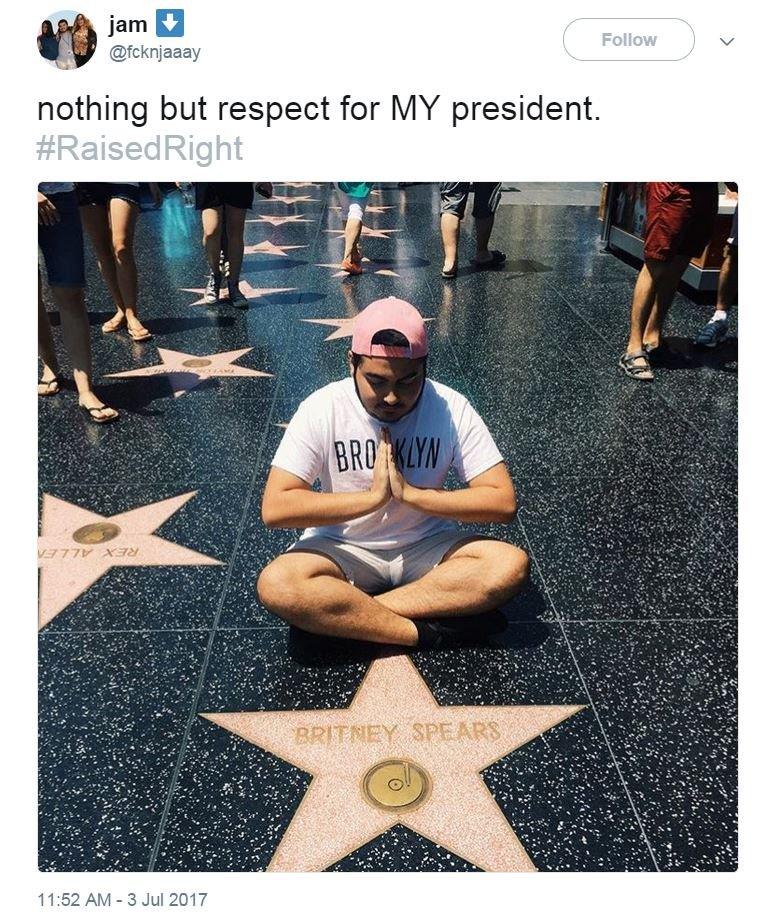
[79,403,119,424]
[128,325,153,342]
[341,259,363,275]
[441,266,458,279]
[618,350,654,381]
[38,376,61,396]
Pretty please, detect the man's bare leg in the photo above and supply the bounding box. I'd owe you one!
[440,212,461,274]
[376,540,528,620]
[343,217,362,263]
[257,552,419,645]
[626,259,662,358]
[258,542,527,644]
[643,255,691,349]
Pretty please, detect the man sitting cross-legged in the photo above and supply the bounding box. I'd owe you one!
[257,297,529,650]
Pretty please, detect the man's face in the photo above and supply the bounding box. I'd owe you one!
[350,354,426,423]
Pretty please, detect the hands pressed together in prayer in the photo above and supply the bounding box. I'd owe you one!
[369,428,412,508]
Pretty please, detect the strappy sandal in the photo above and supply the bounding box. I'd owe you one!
[79,402,119,424]
[441,265,458,279]
[618,350,654,381]
[38,376,61,396]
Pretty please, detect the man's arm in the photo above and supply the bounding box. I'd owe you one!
[388,452,517,525]
[261,439,391,528]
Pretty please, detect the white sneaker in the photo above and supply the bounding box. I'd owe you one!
[204,271,221,306]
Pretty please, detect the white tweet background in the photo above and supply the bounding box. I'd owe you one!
[6,0,768,917]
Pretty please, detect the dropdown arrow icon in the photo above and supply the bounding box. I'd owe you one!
[720,37,735,46]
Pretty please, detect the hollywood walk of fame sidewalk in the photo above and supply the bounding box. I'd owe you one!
[38,182,737,873]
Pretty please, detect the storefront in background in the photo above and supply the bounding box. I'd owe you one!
[599,182,736,291]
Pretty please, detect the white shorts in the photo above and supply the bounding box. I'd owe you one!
[286,529,485,595]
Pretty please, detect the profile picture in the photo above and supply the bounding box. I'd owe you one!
[37,10,97,69]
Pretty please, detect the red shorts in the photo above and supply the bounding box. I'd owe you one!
[643,183,717,262]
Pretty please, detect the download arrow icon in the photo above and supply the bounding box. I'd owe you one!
[155,9,185,38]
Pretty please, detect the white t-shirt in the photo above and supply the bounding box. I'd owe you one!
[271,377,504,549]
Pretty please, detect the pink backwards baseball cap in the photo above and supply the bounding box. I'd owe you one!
[351,297,428,359]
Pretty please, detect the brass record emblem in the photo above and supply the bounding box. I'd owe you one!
[182,358,212,368]
[72,522,121,544]
[361,759,431,813]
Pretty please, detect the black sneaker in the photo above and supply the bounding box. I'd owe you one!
[416,610,508,650]
[228,280,249,309]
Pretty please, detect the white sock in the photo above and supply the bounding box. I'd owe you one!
[711,310,728,323]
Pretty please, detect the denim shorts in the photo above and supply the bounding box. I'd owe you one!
[38,190,85,288]
[285,528,487,595]
[75,182,142,208]
[439,182,502,219]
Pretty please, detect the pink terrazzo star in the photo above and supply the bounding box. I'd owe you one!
[258,195,319,206]
[247,215,314,227]
[299,317,357,341]
[300,315,432,342]
[180,280,296,307]
[38,491,223,630]
[243,241,307,257]
[325,226,401,240]
[203,655,584,872]
[315,257,400,279]
[105,347,273,398]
